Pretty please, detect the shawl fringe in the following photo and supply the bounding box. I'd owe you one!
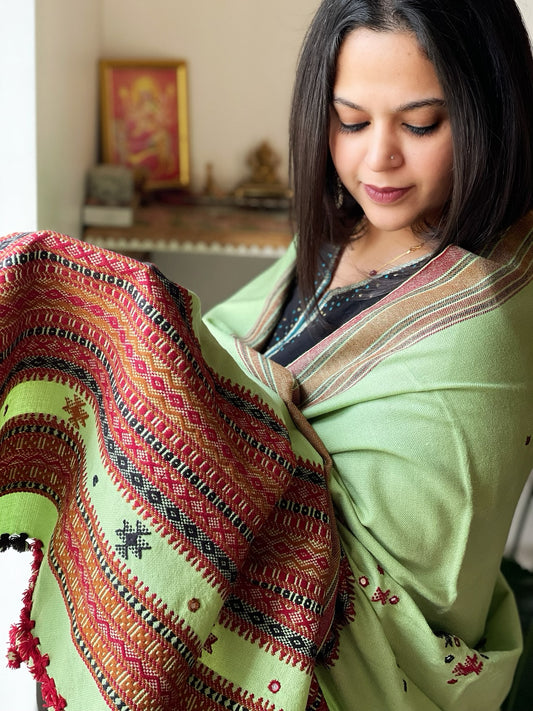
[3,537,67,710]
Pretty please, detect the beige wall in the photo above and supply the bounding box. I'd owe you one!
[519,0,533,24]
[100,0,533,195]
[36,0,101,237]
[100,0,320,194]
[10,0,533,238]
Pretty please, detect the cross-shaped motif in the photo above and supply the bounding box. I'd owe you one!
[115,520,152,560]
[63,394,89,429]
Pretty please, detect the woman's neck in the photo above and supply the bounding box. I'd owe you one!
[329,226,435,290]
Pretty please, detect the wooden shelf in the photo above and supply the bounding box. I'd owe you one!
[83,203,292,258]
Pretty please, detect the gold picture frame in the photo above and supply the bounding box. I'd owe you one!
[99,59,190,190]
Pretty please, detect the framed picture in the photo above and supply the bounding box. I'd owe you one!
[99,59,190,190]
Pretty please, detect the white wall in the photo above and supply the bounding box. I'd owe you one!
[0,5,102,709]
[0,551,37,711]
[518,0,533,26]
[100,0,320,194]
[0,2,37,234]
[36,0,102,237]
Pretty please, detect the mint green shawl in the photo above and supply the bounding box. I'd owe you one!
[1,212,532,711]
[205,212,533,710]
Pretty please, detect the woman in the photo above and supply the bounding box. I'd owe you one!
[205,0,533,708]
[1,1,532,710]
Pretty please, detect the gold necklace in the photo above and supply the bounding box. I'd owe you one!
[367,242,425,277]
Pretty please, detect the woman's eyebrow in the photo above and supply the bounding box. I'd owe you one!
[395,98,447,112]
[332,96,447,112]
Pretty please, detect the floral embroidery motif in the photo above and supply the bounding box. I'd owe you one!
[268,680,281,694]
[359,564,400,605]
[435,631,485,686]
[371,586,400,605]
[372,586,391,605]
[63,394,89,429]
[452,655,484,678]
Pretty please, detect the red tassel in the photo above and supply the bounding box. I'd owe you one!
[30,652,50,681]
[5,538,67,711]
[40,676,67,711]
[6,648,22,669]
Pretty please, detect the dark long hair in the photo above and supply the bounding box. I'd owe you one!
[290,0,533,300]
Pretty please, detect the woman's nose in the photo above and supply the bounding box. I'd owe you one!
[365,129,402,171]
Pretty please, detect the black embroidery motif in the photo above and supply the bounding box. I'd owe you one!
[115,519,152,560]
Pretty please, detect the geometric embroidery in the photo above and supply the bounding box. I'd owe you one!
[434,631,485,685]
[452,654,484,678]
[115,520,152,560]
[447,654,484,685]
[0,230,365,711]
[360,565,401,607]
[203,633,218,654]
[435,631,462,649]
[371,586,400,606]
[372,586,391,605]
[63,394,89,429]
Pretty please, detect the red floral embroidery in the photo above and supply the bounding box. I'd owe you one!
[268,679,281,693]
[371,587,391,605]
[377,565,384,575]
[452,655,484,678]
[188,598,201,612]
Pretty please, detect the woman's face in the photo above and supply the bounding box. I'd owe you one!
[329,29,453,240]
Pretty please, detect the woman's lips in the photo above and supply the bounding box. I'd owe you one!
[364,184,412,203]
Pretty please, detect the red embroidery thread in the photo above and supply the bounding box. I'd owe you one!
[188,598,201,612]
[371,587,390,605]
[203,633,217,654]
[452,655,484,678]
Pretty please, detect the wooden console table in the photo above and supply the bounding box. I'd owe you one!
[83,203,293,258]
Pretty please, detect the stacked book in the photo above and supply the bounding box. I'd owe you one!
[82,165,137,227]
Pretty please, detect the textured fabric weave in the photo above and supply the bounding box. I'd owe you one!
[0,231,352,711]
[205,212,533,710]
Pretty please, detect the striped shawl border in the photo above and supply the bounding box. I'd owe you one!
[235,214,533,408]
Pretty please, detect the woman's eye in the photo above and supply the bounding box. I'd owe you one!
[339,121,369,134]
[404,122,439,136]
